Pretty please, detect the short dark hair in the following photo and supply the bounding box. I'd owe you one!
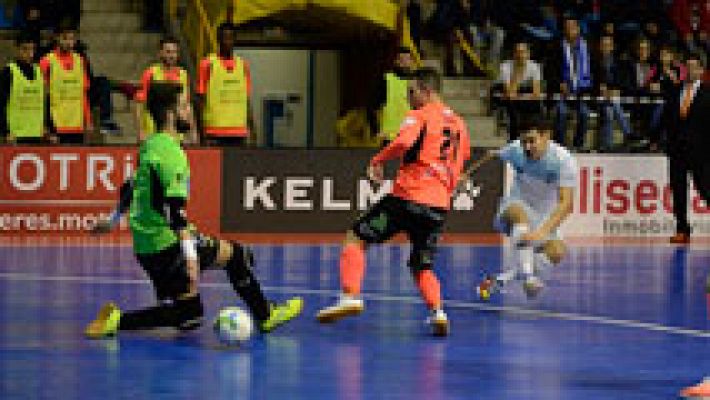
[518,112,552,135]
[413,67,441,93]
[159,35,179,49]
[147,82,183,130]
[397,46,411,54]
[15,31,35,46]
[686,52,707,67]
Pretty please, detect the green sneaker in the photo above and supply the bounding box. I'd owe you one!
[259,297,303,333]
[85,302,121,339]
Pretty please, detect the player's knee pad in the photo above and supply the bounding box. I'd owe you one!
[225,243,255,288]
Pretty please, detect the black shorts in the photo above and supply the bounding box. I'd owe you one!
[135,232,220,301]
[352,195,446,271]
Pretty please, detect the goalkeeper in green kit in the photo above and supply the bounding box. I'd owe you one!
[85,82,302,338]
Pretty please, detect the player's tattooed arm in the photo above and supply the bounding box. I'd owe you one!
[92,178,134,234]
[162,197,199,295]
[179,227,200,296]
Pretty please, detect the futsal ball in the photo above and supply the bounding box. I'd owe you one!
[213,307,254,345]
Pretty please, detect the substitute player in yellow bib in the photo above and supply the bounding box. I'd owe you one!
[134,36,196,143]
[0,32,46,144]
[39,25,91,144]
[197,23,253,146]
[368,47,415,146]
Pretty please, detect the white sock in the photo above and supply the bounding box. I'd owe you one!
[510,224,534,278]
[510,223,529,243]
[496,268,518,284]
[518,245,534,278]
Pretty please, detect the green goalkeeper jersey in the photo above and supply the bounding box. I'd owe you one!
[129,132,190,254]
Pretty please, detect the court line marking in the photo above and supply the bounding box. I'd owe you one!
[1,272,709,339]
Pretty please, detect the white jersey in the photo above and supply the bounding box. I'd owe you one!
[498,140,578,217]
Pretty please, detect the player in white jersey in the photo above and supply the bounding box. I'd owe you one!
[470,114,577,299]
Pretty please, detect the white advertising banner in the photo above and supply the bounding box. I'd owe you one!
[558,155,710,237]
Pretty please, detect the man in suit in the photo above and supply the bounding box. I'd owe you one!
[667,53,710,244]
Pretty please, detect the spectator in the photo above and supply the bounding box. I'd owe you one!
[592,34,633,151]
[601,20,615,37]
[469,0,507,70]
[496,41,543,140]
[367,46,415,146]
[547,17,592,150]
[518,1,558,48]
[39,24,91,144]
[667,53,710,244]
[0,32,46,144]
[135,36,196,143]
[671,0,710,55]
[197,23,253,146]
[558,0,599,36]
[624,38,659,149]
[638,0,674,53]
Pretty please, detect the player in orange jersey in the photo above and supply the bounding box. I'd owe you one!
[316,68,471,336]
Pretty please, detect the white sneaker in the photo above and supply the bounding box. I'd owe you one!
[426,309,449,337]
[522,276,544,299]
[316,294,364,323]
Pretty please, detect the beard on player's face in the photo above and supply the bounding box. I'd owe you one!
[176,117,191,133]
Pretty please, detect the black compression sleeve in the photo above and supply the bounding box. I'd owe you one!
[165,197,188,232]
[116,178,134,215]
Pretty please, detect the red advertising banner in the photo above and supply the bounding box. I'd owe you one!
[0,147,222,237]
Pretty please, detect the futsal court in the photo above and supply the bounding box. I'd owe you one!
[1,237,708,399]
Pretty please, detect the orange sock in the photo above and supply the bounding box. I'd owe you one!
[415,270,442,309]
[340,243,366,295]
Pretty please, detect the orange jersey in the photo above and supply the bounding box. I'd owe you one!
[370,101,471,210]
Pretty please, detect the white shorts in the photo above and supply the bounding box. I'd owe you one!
[493,197,561,241]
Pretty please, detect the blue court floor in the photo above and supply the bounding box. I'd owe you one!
[0,240,709,399]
